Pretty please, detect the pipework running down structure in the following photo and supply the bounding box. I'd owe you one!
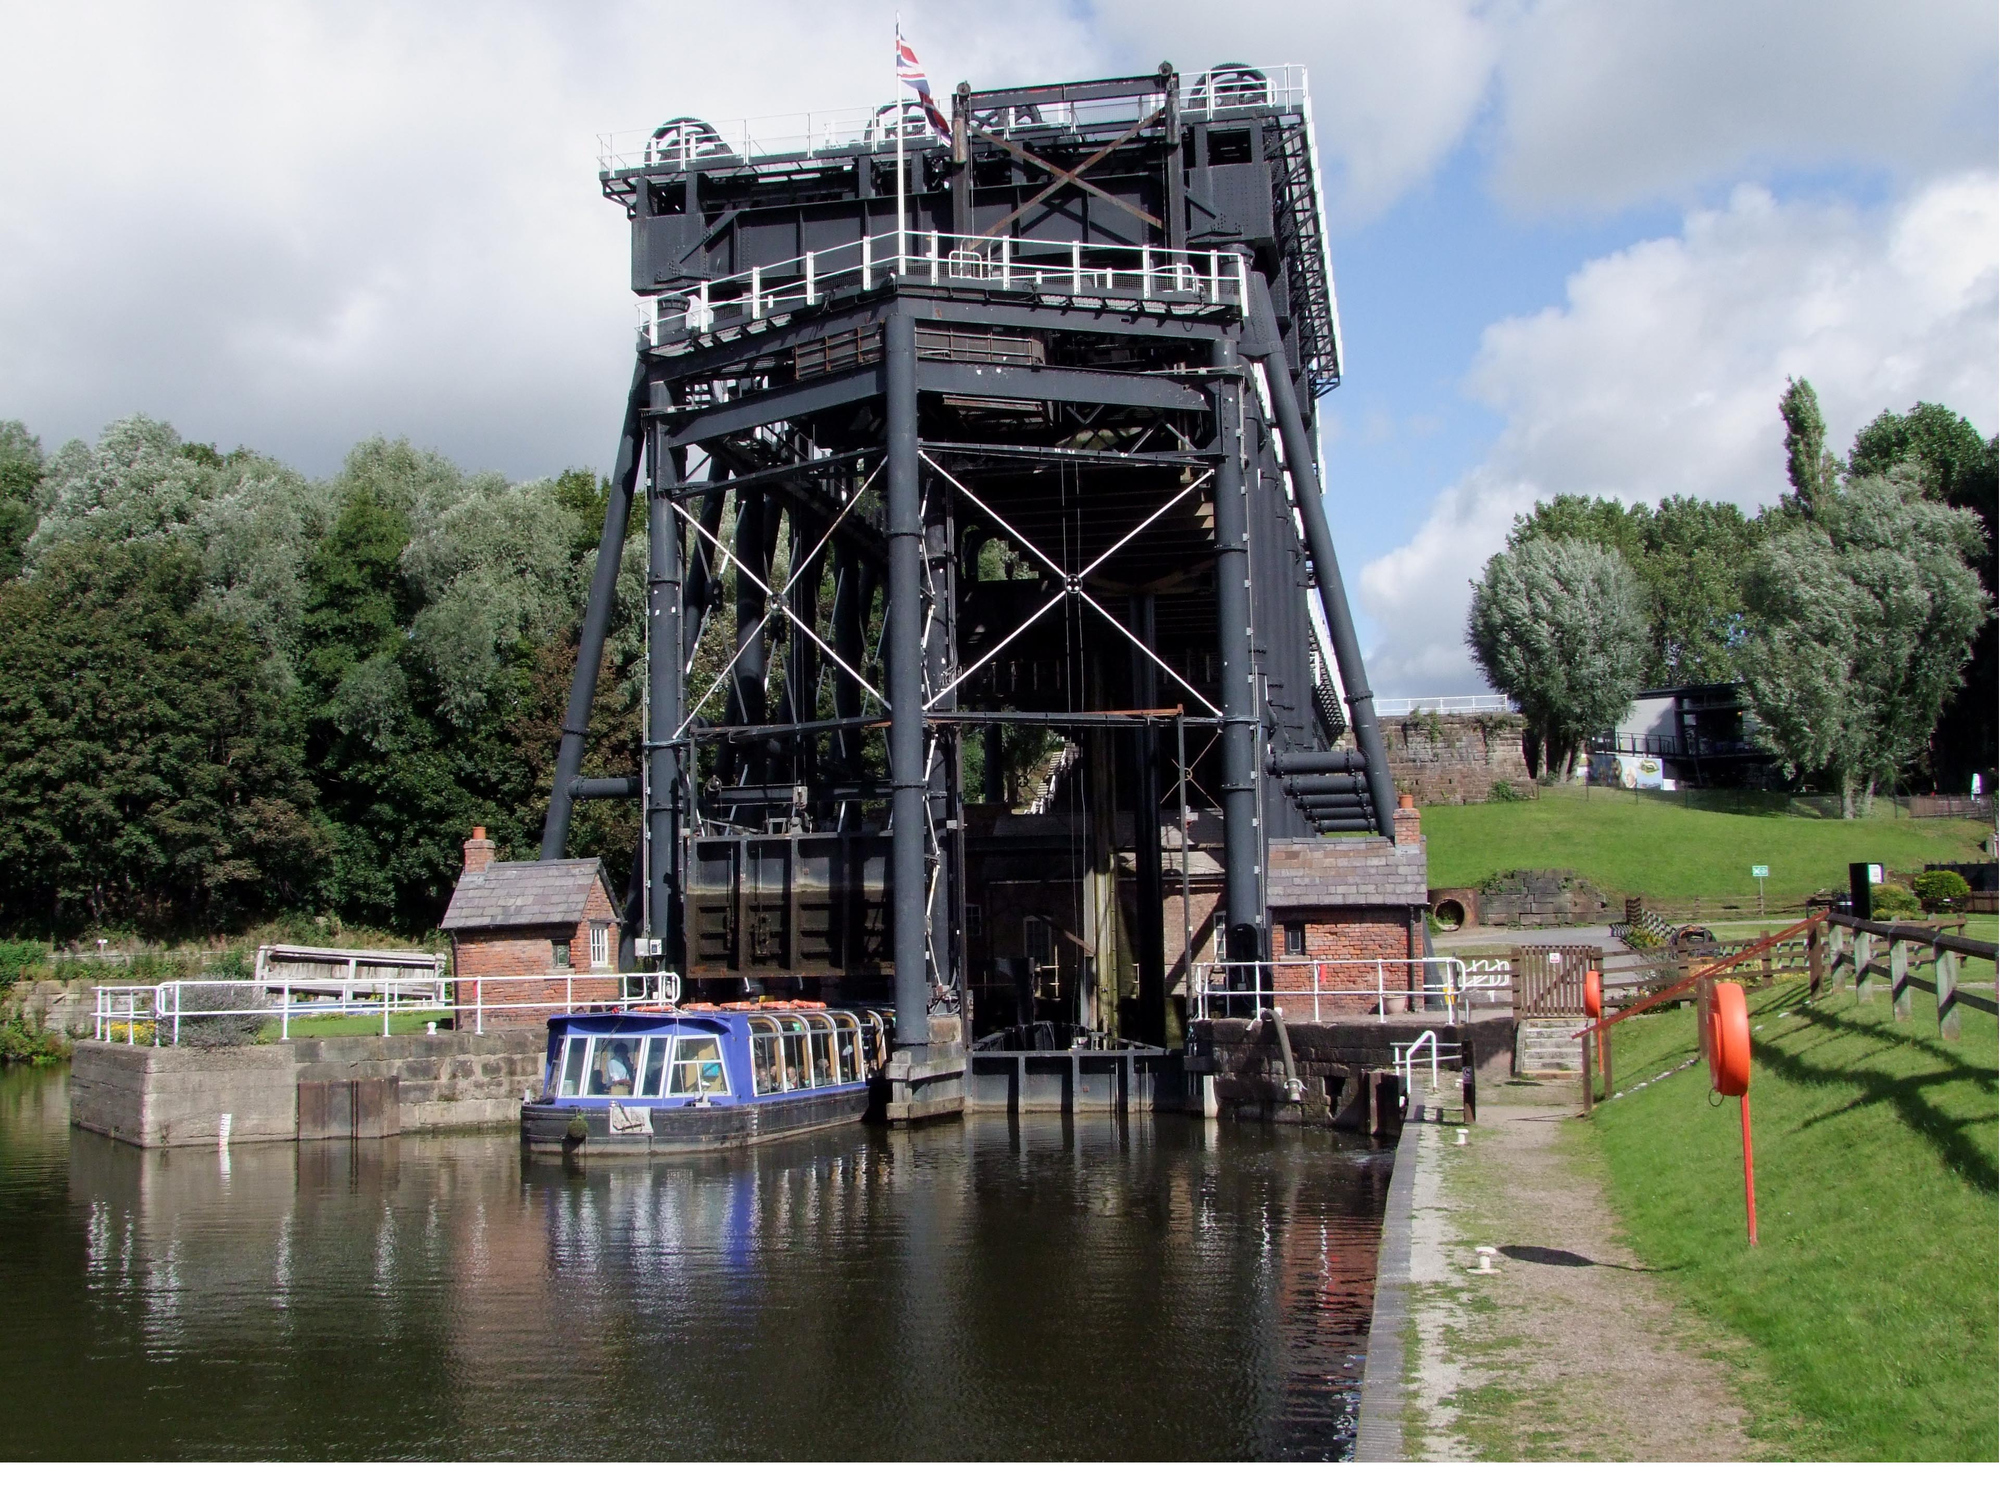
[536,62,1407,1110]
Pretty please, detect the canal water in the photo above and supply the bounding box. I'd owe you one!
[0,1065,1392,1461]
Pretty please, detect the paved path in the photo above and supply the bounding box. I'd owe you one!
[1388,1078,1765,1461]
[1433,924,1626,953]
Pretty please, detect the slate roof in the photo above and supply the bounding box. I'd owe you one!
[1265,835,1429,909]
[441,858,615,932]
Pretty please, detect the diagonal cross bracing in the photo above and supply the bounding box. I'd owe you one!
[919,454,1221,715]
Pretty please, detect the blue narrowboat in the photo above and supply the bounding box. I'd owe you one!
[521,1004,889,1155]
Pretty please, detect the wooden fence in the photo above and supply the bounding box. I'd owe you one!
[1816,914,1998,1040]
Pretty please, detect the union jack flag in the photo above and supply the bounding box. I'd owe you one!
[896,30,951,140]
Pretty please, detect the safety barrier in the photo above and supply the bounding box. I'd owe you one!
[1193,955,1490,1025]
[93,971,682,1046]
[641,233,1251,343]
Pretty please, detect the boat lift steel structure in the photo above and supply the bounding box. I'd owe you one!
[538,63,1397,1057]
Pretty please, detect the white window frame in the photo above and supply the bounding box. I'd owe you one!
[589,921,611,970]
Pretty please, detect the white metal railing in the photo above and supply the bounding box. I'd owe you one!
[641,232,1249,344]
[595,65,1311,173]
[1191,956,1496,1025]
[1393,1030,1463,1095]
[93,972,682,1046]
[1373,695,1515,717]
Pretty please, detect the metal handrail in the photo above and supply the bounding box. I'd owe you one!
[1193,956,1491,1024]
[93,971,683,1046]
[1394,1030,1457,1094]
[641,233,1249,343]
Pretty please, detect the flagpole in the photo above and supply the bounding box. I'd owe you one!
[895,17,907,276]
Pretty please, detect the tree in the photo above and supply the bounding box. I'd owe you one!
[0,540,327,932]
[1779,376,1840,517]
[1740,474,1989,816]
[1511,492,1759,686]
[0,420,44,581]
[1848,403,1998,792]
[1466,537,1650,776]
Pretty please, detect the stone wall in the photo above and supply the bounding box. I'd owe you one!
[70,1030,548,1147]
[1476,868,1613,928]
[4,980,97,1040]
[1380,712,1532,806]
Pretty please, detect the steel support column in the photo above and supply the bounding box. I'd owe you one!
[542,355,648,859]
[886,310,930,1046]
[647,446,684,958]
[1245,271,1398,837]
[1211,335,1263,978]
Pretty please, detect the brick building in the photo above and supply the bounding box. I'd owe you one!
[1264,800,1428,1016]
[440,829,623,1022]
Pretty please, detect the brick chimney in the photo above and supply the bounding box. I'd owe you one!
[462,826,496,875]
[1393,794,1422,847]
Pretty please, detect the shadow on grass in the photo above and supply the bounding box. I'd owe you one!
[1786,1000,2000,1084]
[1751,1020,1999,1195]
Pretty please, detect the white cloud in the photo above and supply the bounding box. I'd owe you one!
[1086,0,1500,222]
[1358,172,2000,694]
[0,0,1097,478]
[1493,0,1998,211]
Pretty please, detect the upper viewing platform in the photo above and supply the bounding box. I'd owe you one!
[600,63,1343,392]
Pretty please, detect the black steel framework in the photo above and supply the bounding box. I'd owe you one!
[542,63,1395,1054]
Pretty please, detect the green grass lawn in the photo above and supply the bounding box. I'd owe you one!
[1588,975,1998,1460]
[255,1010,451,1041]
[1423,784,1992,903]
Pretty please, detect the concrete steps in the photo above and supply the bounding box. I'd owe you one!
[1515,1018,1584,1075]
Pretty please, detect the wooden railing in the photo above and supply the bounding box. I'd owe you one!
[1817,913,1998,1040]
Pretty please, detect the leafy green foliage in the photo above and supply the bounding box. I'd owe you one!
[0,539,328,932]
[1868,881,1921,918]
[1466,537,1650,773]
[1511,492,1761,686]
[0,420,44,581]
[1779,376,1840,517]
[1741,474,1989,815]
[1913,870,1970,912]
[0,1009,67,1064]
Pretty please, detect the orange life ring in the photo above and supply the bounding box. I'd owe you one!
[1583,970,1603,1019]
[1709,981,1751,1096]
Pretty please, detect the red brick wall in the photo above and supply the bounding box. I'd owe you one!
[1269,907,1417,1016]
[450,889,622,1026]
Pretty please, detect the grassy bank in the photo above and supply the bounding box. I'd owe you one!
[1423,784,1990,903]
[1588,975,1997,1459]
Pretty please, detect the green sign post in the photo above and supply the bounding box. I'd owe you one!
[1751,864,1769,915]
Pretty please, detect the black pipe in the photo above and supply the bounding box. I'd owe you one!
[1211,335,1262,966]
[1309,819,1375,833]
[1243,273,1398,839]
[541,356,648,859]
[1271,749,1367,776]
[1280,773,1366,796]
[886,310,929,1047]
[647,445,683,959]
[570,777,640,800]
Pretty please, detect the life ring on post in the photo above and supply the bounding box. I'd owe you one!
[1709,981,1751,1097]
[1583,969,1603,1020]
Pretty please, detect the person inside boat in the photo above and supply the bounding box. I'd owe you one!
[602,1039,636,1097]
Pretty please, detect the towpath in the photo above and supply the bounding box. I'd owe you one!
[1380,1078,1768,1460]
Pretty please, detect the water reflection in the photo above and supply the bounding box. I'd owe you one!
[2,1068,1389,1460]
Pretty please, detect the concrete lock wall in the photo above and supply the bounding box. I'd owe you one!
[70,1030,549,1148]
[1195,1014,1516,1124]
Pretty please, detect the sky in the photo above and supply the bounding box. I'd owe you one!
[2,0,1994,693]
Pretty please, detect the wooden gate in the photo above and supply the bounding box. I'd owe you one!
[1513,946,1603,1015]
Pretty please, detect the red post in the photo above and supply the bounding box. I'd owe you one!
[1739,1093,1758,1247]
